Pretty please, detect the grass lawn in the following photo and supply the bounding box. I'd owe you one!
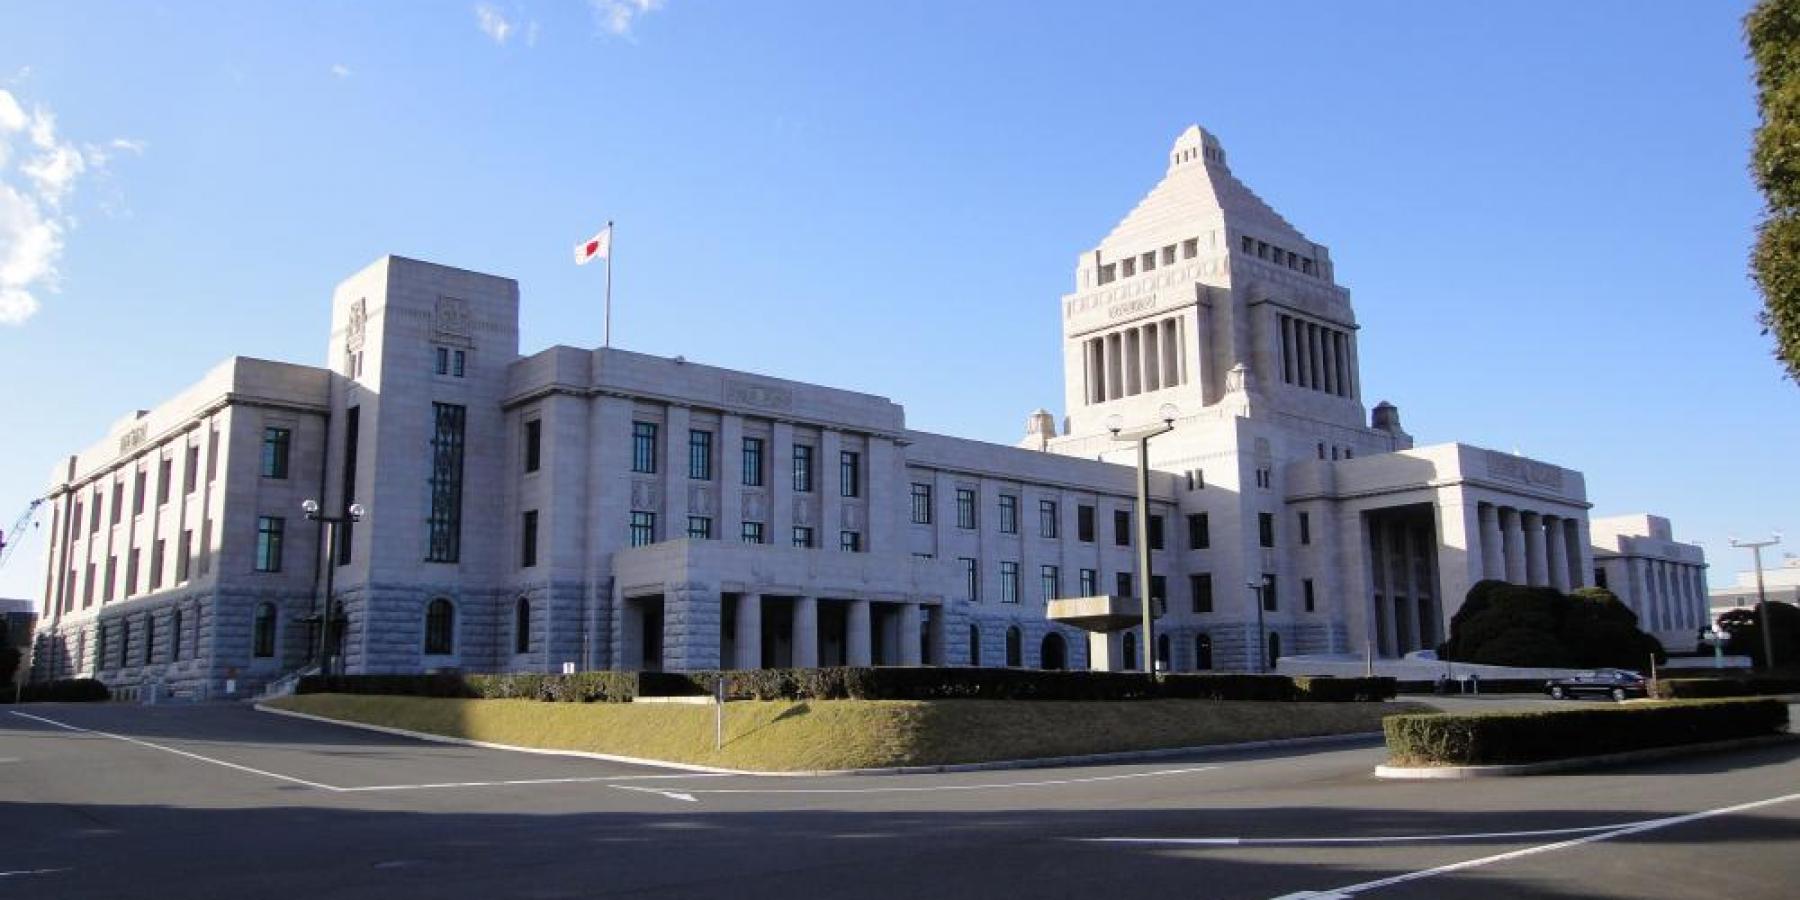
[266,694,1430,771]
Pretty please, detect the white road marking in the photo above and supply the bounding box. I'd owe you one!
[9,711,346,792]
[609,765,1219,800]
[1279,790,1800,897]
[611,786,701,802]
[337,773,728,793]
[1082,821,1644,846]
[0,868,69,878]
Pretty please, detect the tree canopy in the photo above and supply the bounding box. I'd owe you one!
[1749,0,1800,382]
[1439,580,1665,671]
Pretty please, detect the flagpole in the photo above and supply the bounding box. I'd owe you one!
[603,220,614,349]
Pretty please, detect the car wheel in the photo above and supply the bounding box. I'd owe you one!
[1550,686,1565,700]
[1612,687,1627,702]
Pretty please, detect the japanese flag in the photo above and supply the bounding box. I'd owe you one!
[575,224,612,265]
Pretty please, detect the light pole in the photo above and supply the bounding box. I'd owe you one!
[1247,580,1266,674]
[1729,533,1782,671]
[1108,404,1179,675]
[303,499,364,677]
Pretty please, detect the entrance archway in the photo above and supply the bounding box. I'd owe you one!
[1040,632,1067,670]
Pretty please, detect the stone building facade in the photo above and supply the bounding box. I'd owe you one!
[30,125,1698,694]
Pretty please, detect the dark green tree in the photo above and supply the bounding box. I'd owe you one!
[1440,583,1664,670]
[1748,0,1800,381]
[1719,600,1800,668]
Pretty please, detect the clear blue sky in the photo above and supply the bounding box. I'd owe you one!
[1,1,1794,601]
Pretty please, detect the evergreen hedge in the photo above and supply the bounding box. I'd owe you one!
[1383,698,1789,766]
[1650,676,1800,699]
[0,678,111,703]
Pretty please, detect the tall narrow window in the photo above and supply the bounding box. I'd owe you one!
[253,602,277,658]
[1259,512,1275,548]
[524,419,542,472]
[118,619,130,667]
[1149,515,1165,550]
[1079,568,1097,595]
[1190,573,1213,613]
[150,538,165,590]
[435,347,449,375]
[520,510,539,567]
[104,556,116,601]
[1299,511,1311,545]
[688,516,714,540]
[157,458,172,505]
[741,437,764,486]
[1263,574,1278,611]
[184,445,199,494]
[1039,499,1059,538]
[689,429,713,480]
[839,451,860,498]
[1000,561,1020,603]
[792,445,814,493]
[1188,512,1210,550]
[514,598,531,654]
[424,598,455,654]
[261,427,292,479]
[629,512,656,547]
[1304,578,1316,612]
[126,549,140,596]
[170,608,183,661]
[132,470,146,515]
[632,422,658,474]
[956,488,977,529]
[176,530,192,583]
[961,557,979,601]
[1040,564,1060,601]
[452,349,466,377]
[338,405,360,566]
[426,403,467,563]
[910,482,932,524]
[1113,510,1131,546]
[255,516,285,572]
[111,483,122,524]
[1116,572,1132,598]
[998,494,1019,534]
[1078,505,1095,542]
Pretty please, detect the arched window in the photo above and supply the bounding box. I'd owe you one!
[1040,632,1067,671]
[1267,631,1282,671]
[968,624,981,667]
[253,602,277,658]
[1122,631,1138,671]
[514,597,531,655]
[1156,633,1171,673]
[1005,625,1023,668]
[425,597,455,654]
[1195,632,1213,670]
[171,608,183,662]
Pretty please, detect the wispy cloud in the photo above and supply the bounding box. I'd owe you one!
[0,88,140,326]
[331,63,353,79]
[475,3,514,44]
[590,0,666,37]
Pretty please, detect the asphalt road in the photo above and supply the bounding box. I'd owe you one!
[2,699,1796,899]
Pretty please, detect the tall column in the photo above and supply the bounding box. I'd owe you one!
[1479,503,1503,579]
[1546,517,1571,592]
[1396,521,1417,654]
[1142,324,1160,391]
[1522,511,1547,586]
[1162,319,1181,387]
[792,596,819,668]
[1281,317,1297,385]
[1565,518,1588,589]
[1106,332,1123,400]
[899,603,922,666]
[847,599,872,666]
[734,593,762,670]
[1089,339,1104,404]
[1321,327,1338,395]
[1501,507,1526,583]
[1631,560,1653,629]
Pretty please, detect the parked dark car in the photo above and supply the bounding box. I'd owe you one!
[1544,669,1647,701]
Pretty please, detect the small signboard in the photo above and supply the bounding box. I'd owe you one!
[562,661,576,675]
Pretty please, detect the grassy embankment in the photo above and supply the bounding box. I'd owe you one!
[266,693,1428,771]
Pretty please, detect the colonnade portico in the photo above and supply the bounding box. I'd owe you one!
[722,592,942,672]
[1472,501,1585,590]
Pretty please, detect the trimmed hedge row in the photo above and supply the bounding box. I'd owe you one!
[1383,698,1790,766]
[1650,676,1800,699]
[0,678,112,704]
[297,669,1395,704]
[1394,678,1552,695]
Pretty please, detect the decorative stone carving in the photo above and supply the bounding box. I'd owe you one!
[742,491,766,520]
[841,503,863,530]
[630,479,660,511]
[434,296,472,338]
[1225,362,1251,393]
[1485,451,1564,490]
[792,498,812,526]
[345,298,367,352]
[688,485,715,516]
[724,380,794,411]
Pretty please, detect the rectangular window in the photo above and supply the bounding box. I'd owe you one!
[792,444,814,493]
[632,422,658,474]
[255,516,284,572]
[1149,514,1165,550]
[184,445,199,494]
[171,609,182,661]
[1040,564,1060,601]
[1000,561,1020,603]
[132,470,146,515]
[1113,509,1131,546]
[261,427,291,479]
[1183,238,1198,258]
[1079,568,1097,596]
[338,405,360,566]
[839,530,862,552]
[524,420,542,473]
[956,488,977,529]
[521,510,539,567]
[90,492,101,531]
[1304,578,1316,613]
[839,450,860,498]
[689,429,714,480]
[435,346,449,375]
[998,494,1019,534]
[910,482,933,524]
[426,403,467,563]
[741,521,765,544]
[688,516,714,540]
[1241,234,1253,254]
[1188,512,1210,549]
[741,437,764,486]
[961,557,980,601]
[111,483,122,524]
[1078,505,1095,542]
[1299,511,1311,545]
[1161,245,1176,265]
[452,349,466,377]
[1191,573,1213,613]
[1259,512,1275,548]
[157,458,171,505]
[791,526,814,548]
[629,511,656,547]
[1263,574,1278,611]
[176,530,191,583]
[84,562,95,606]
[1039,499,1059,538]
[1151,575,1167,607]
[126,549,140,596]
[1116,572,1132,598]
[150,538,165,590]
[207,429,218,482]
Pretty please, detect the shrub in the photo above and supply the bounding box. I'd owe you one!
[0,678,111,703]
[1719,601,1800,669]
[1440,582,1664,670]
[1650,676,1800,699]
[0,645,20,686]
[1383,698,1789,766]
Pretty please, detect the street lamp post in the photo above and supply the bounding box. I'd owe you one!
[1729,533,1783,671]
[1108,404,1179,675]
[303,499,364,677]
[1247,580,1266,674]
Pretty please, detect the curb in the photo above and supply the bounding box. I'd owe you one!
[1374,733,1799,779]
[254,702,1384,777]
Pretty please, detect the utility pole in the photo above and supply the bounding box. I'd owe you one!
[303,499,365,676]
[1729,534,1782,671]
[1107,405,1178,675]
